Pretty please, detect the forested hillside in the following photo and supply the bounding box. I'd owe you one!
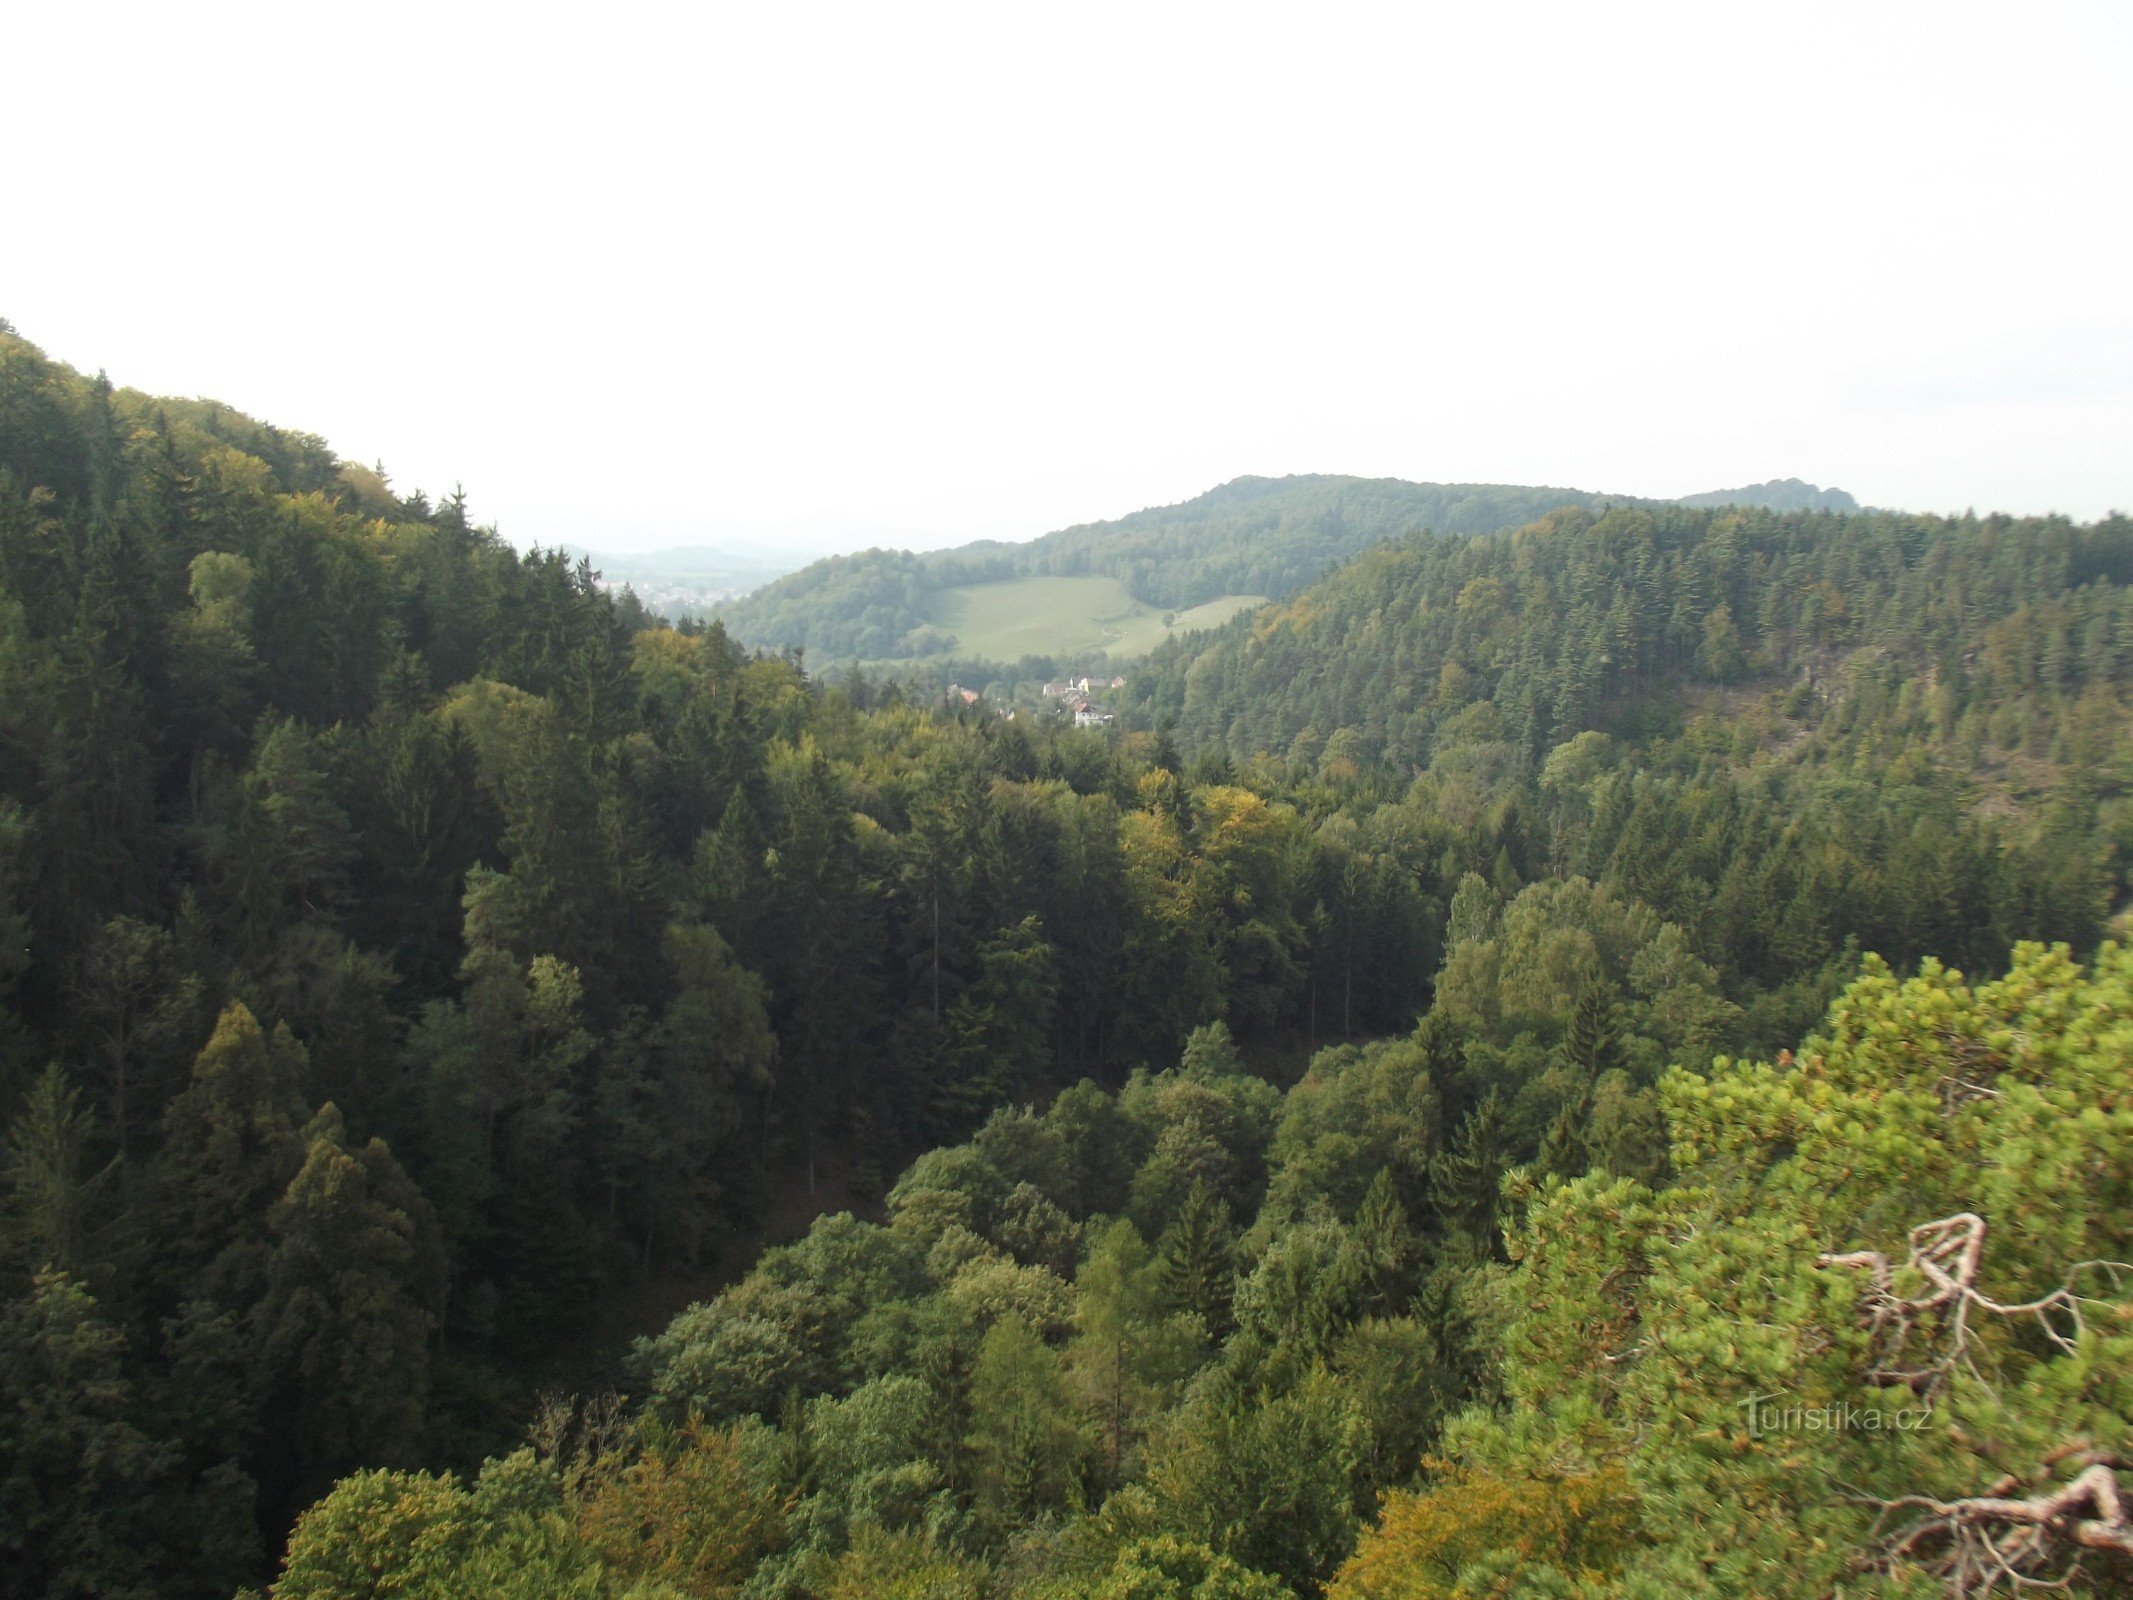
[713,475,1862,664]
[1132,500,2132,976]
[3,323,2130,1600]
[0,332,1484,1592]
[277,949,2133,1600]
[720,474,1586,661]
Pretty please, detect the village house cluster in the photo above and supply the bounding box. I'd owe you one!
[1042,674,1126,727]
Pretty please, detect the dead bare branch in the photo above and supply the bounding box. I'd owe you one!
[1859,1464,2133,1596]
[1817,1213,2128,1401]
[1818,1212,2133,1596]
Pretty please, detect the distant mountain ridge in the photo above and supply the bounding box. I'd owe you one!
[1674,477,1859,513]
[712,473,1862,664]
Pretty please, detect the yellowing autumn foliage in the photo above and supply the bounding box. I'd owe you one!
[1331,1466,1640,1599]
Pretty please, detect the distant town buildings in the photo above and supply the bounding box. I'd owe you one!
[1041,675,1124,727]
[1042,676,1127,697]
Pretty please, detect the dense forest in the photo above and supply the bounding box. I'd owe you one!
[2,323,2129,1599]
[280,950,2133,1600]
[1132,500,2132,979]
[714,477,1857,664]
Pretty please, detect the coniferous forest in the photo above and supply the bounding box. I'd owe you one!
[4,325,2133,1599]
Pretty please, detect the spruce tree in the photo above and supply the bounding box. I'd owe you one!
[1155,1181,1237,1339]
[0,1065,111,1275]
[1536,1099,1590,1181]
[1558,978,1623,1080]
[1428,1092,1511,1262]
[1353,1167,1415,1315]
[692,788,767,953]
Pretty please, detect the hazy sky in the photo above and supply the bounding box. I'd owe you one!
[8,2,2130,554]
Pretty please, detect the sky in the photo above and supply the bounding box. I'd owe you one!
[6,1,2130,556]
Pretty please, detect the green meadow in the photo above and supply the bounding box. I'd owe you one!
[937,574,1264,662]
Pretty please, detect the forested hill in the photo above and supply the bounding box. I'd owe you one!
[1134,498,2133,774]
[712,474,1859,662]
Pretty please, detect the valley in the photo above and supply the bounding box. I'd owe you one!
[1,328,2125,1600]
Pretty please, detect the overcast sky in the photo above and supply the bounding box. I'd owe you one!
[8,2,2129,554]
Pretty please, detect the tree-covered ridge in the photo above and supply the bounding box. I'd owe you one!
[1674,475,1859,512]
[714,545,953,661]
[1135,500,2133,771]
[1000,477,1646,610]
[714,477,1653,662]
[1133,502,2131,972]
[713,475,1866,664]
[275,945,2133,1598]
[0,331,401,520]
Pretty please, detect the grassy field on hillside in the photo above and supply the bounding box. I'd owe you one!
[939,575,1263,661]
